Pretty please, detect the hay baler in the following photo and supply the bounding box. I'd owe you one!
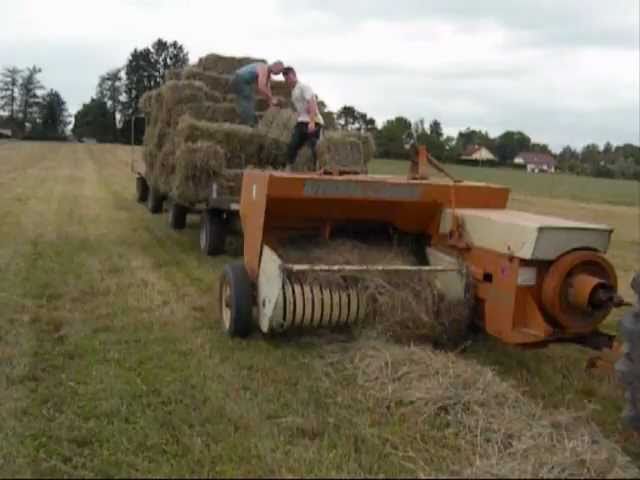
[218,152,627,351]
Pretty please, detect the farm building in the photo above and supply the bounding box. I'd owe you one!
[513,152,557,173]
[459,145,497,165]
[0,128,11,138]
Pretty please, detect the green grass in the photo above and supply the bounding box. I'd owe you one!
[0,143,638,477]
[370,159,640,207]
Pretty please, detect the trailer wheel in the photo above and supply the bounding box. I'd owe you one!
[147,187,164,214]
[219,261,253,338]
[136,176,149,203]
[168,203,188,230]
[200,210,226,256]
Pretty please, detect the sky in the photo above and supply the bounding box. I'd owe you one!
[0,0,638,151]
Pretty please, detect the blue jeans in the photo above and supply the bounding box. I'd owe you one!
[230,75,257,127]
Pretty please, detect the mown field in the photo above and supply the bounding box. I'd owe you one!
[0,142,638,477]
[371,159,639,207]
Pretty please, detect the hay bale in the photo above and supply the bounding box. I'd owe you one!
[197,53,265,74]
[171,142,226,204]
[164,69,183,82]
[318,134,365,172]
[270,80,290,98]
[176,117,288,170]
[257,107,297,142]
[159,80,219,125]
[339,131,376,164]
[182,67,232,94]
[174,102,240,125]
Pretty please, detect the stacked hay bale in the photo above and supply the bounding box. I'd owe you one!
[140,52,377,206]
[258,107,375,172]
[140,53,292,205]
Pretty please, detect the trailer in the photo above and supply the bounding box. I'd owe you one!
[132,158,243,256]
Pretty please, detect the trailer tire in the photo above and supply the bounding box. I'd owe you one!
[136,176,149,203]
[147,187,164,214]
[219,261,253,338]
[200,210,226,256]
[168,203,188,230]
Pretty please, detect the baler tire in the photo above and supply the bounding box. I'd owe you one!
[200,211,226,256]
[147,187,164,214]
[219,261,253,338]
[168,203,188,230]
[136,176,149,203]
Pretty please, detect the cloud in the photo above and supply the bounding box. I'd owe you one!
[0,0,637,150]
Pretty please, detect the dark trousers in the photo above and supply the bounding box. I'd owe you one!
[287,122,322,166]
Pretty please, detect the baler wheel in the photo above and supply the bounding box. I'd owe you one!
[136,176,149,203]
[168,203,188,230]
[219,261,253,338]
[147,186,164,214]
[200,211,226,256]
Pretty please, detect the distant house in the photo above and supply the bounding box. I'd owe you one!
[513,152,556,173]
[0,128,11,138]
[460,145,497,165]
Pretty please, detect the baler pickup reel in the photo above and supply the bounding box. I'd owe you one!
[257,246,463,334]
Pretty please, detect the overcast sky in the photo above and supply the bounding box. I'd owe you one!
[1,0,638,150]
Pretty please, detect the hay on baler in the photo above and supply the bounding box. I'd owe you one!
[338,131,376,164]
[280,238,473,347]
[317,134,365,171]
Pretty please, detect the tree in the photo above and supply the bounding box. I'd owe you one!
[557,146,579,173]
[429,119,443,141]
[97,67,123,139]
[0,66,22,119]
[494,130,531,164]
[19,66,45,127]
[456,128,495,153]
[72,98,115,143]
[375,116,412,159]
[122,38,189,143]
[530,142,552,155]
[336,105,358,130]
[31,89,70,139]
[336,105,376,132]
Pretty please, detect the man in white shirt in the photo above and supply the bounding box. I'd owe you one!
[282,66,325,168]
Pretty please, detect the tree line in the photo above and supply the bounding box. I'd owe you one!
[331,105,640,181]
[72,38,189,144]
[0,66,70,140]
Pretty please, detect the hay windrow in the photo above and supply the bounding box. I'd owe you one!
[318,338,639,478]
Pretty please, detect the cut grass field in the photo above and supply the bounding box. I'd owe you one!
[371,159,640,207]
[0,143,638,477]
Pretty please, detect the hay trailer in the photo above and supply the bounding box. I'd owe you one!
[133,160,243,257]
[130,109,243,256]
